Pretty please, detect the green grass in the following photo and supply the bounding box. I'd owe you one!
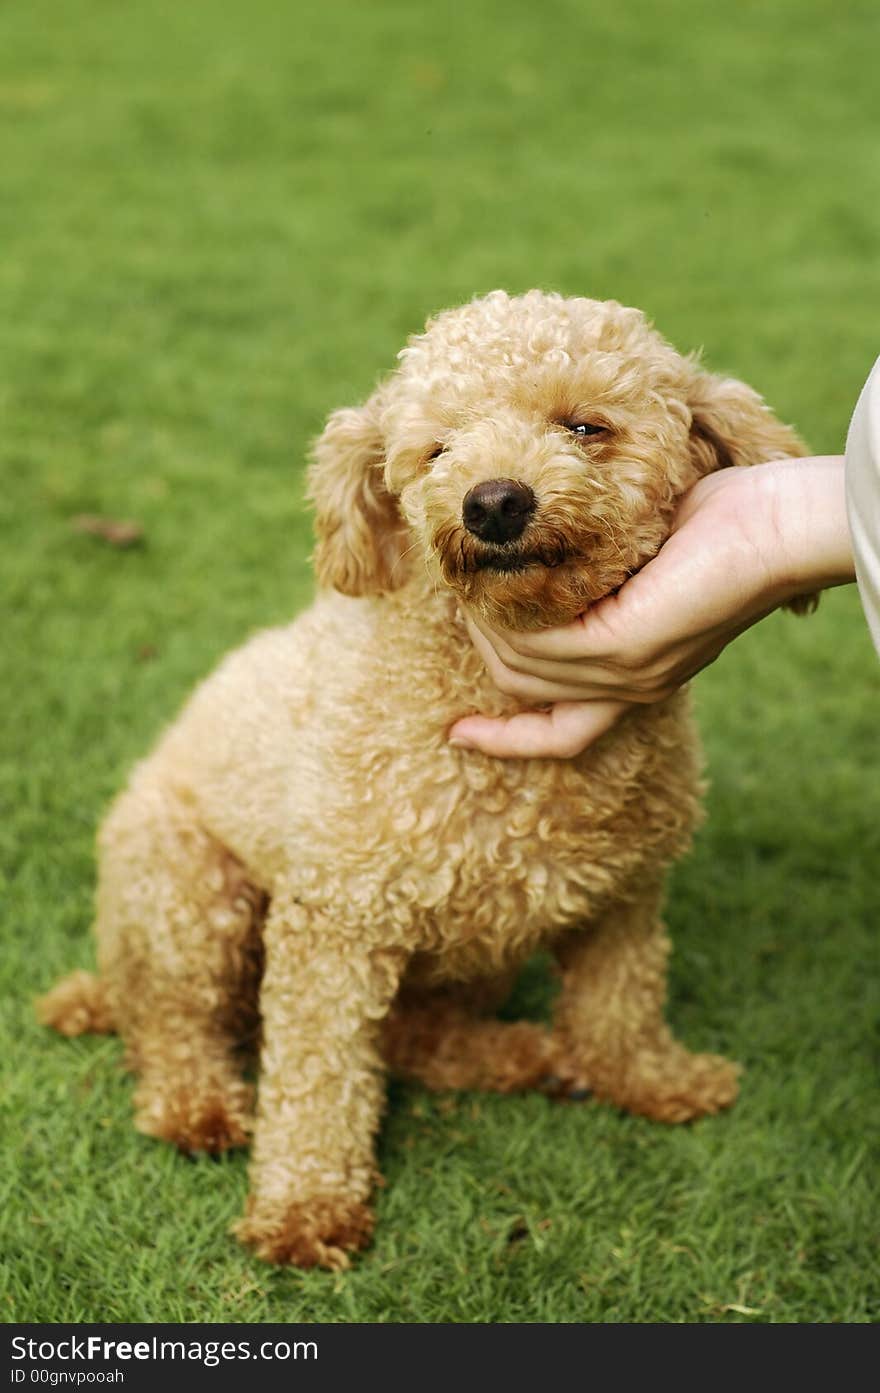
[3,0,879,1324]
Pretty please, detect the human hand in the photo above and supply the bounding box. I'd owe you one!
[449,456,851,758]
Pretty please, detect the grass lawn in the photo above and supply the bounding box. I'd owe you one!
[2,0,879,1324]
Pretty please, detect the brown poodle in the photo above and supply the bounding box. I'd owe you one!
[39,290,809,1270]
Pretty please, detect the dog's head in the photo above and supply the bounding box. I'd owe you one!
[308,290,804,629]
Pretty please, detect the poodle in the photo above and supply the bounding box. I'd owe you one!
[38,289,809,1270]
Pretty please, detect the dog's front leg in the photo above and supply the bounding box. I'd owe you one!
[234,899,406,1269]
[550,878,740,1123]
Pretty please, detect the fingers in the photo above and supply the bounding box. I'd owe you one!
[448,701,629,760]
[463,610,684,704]
[463,612,619,700]
[463,579,682,688]
[464,609,604,667]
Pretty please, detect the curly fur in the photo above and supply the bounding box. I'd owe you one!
[38,290,808,1269]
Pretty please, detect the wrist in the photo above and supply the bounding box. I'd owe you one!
[754,455,853,601]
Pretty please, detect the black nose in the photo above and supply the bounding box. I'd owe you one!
[462,478,536,545]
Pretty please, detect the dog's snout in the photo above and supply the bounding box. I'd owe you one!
[462,478,536,545]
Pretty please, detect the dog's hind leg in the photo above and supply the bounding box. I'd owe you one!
[37,969,117,1037]
[88,776,264,1154]
[549,878,740,1122]
[383,979,556,1093]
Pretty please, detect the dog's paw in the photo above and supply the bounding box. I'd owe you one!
[548,1046,741,1123]
[628,1050,741,1123]
[538,1074,593,1102]
[134,1081,255,1154]
[234,1195,375,1269]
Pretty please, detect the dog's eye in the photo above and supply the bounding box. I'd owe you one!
[563,421,606,439]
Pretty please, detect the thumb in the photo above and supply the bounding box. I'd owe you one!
[448,701,628,759]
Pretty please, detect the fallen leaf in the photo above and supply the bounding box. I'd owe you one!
[72,514,144,548]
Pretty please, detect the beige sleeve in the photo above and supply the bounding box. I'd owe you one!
[845,356,880,657]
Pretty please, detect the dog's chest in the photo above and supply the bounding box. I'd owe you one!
[331,738,672,964]
[194,603,699,961]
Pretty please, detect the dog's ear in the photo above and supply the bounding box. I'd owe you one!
[307,389,410,595]
[687,367,805,475]
[687,366,817,614]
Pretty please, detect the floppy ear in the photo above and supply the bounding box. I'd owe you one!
[307,389,410,595]
[688,368,806,475]
[687,367,817,614]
